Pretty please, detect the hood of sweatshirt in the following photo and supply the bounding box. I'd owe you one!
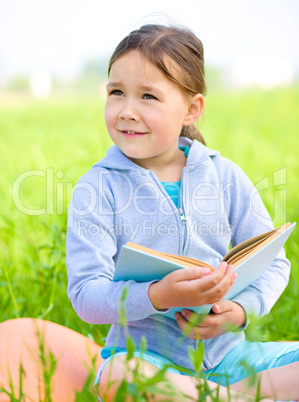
[92,137,219,171]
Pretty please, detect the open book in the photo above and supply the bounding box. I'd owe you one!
[114,222,296,319]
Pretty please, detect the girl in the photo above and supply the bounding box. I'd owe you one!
[66,24,299,400]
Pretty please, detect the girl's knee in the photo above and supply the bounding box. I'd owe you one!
[97,355,130,400]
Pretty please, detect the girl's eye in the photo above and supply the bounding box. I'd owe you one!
[110,89,124,96]
[143,93,157,100]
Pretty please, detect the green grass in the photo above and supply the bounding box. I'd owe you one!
[204,87,299,340]
[0,86,299,398]
[0,96,113,344]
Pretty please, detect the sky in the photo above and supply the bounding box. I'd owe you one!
[0,0,299,80]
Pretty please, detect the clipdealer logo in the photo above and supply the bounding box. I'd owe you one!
[12,167,287,227]
[12,168,74,216]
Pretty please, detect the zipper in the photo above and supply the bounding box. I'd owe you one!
[148,169,188,256]
[178,168,188,255]
[178,208,186,224]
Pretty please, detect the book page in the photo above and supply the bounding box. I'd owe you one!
[226,236,271,265]
[229,223,291,268]
[126,223,291,272]
[223,228,275,263]
[126,242,214,270]
[159,252,215,271]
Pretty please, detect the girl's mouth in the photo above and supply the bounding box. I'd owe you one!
[120,130,148,137]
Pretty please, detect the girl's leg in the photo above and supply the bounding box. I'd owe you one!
[205,341,299,401]
[98,354,263,401]
[0,318,103,401]
[231,361,299,400]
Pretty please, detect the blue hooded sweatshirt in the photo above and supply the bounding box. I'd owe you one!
[66,137,290,370]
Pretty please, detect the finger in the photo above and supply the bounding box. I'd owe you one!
[175,312,202,339]
[196,313,223,327]
[193,324,224,340]
[181,309,206,325]
[172,266,212,282]
[199,265,236,303]
[176,312,222,340]
[211,303,221,314]
[175,312,194,333]
[185,261,229,293]
[211,300,234,314]
[181,309,218,328]
[176,261,230,284]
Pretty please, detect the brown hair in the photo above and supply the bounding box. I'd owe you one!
[108,24,207,145]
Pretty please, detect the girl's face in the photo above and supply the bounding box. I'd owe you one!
[105,50,193,170]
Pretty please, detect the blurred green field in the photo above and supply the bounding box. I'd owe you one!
[0,86,299,349]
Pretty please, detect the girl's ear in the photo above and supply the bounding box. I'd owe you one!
[182,94,205,126]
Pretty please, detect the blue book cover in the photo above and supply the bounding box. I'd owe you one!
[114,223,296,320]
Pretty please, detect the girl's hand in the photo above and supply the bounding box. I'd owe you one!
[175,300,246,340]
[148,262,236,311]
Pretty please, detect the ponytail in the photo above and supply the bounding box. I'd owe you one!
[180,125,206,146]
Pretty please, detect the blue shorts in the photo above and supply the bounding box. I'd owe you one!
[95,341,299,387]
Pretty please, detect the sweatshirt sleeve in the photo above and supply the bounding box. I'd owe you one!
[66,171,161,324]
[219,158,291,320]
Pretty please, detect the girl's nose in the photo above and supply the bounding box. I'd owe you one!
[119,102,139,121]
